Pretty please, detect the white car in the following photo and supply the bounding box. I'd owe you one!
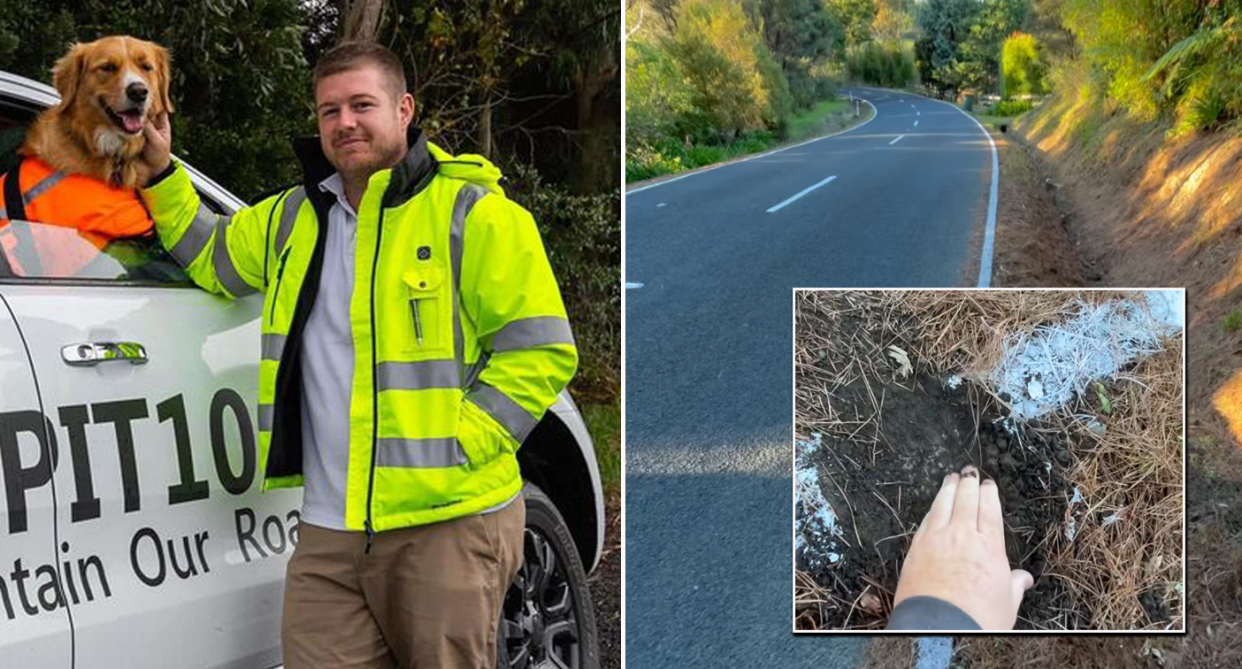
[0,70,603,669]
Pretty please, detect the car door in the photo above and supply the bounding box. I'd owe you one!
[0,293,72,668]
[0,180,299,669]
[1,236,301,668]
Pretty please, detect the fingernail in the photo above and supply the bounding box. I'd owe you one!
[961,465,979,478]
[981,478,996,487]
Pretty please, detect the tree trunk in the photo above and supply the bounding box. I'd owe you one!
[478,93,493,159]
[339,0,385,42]
[573,61,618,194]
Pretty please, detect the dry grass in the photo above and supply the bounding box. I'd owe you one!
[1039,339,1184,631]
[794,290,1184,631]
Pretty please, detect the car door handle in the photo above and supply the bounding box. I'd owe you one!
[62,342,149,367]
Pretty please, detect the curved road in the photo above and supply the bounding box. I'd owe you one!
[624,88,994,667]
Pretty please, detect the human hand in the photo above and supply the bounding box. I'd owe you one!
[140,111,172,179]
[893,464,1034,630]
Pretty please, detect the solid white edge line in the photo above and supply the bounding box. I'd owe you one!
[767,175,837,213]
[626,99,879,196]
[889,135,904,145]
[915,637,954,669]
[898,88,1001,288]
[954,109,999,288]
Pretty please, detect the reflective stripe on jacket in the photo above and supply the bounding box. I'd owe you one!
[0,156,153,277]
[140,128,577,531]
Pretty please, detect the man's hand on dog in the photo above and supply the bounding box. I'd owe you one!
[141,112,172,181]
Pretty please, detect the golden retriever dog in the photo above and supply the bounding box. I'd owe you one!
[22,35,172,189]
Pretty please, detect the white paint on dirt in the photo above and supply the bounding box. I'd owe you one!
[1144,289,1185,328]
[795,434,844,571]
[990,295,1179,422]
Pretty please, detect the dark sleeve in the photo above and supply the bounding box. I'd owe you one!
[886,596,982,631]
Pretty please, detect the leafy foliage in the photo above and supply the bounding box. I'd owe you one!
[847,40,915,87]
[988,98,1034,116]
[506,164,620,400]
[625,0,875,180]
[1049,0,1242,134]
[1001,31,1046,97]
[914,0,1028,94]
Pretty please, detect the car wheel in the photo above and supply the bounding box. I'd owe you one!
[497,483,599,669]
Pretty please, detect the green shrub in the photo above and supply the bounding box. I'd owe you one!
[847,41,915,88]
[1001,32,1047,97]
[506,164,619,402]
[1223,308,1242,334]
[989,99,1034,116]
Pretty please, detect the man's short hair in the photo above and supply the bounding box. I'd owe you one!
[312,41,407,101]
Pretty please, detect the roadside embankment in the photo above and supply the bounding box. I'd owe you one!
[957,87,1242,665]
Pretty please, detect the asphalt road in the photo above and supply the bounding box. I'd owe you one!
[624,88,993,667]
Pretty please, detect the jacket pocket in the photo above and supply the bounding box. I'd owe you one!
[402,264,448,355]
[456,399,510,469]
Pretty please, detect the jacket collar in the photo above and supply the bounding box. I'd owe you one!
[292,125,438,210]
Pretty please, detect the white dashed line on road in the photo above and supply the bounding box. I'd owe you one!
[657,203,666,207]
[889,135,905,145]
[914,119,919,126]
[626,282,645,289]
[766,175,837,213]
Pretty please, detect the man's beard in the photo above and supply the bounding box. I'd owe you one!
[335,136,406,181]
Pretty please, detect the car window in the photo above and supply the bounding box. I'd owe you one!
[0,218,190,282]
[0,98,220,285]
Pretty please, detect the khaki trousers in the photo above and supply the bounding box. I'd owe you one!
[282,495,526,669]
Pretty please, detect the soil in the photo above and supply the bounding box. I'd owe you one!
[800,376,1076,629]
[985,126,1100,288]
[588,492,621,669]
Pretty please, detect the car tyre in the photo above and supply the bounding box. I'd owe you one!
[497,483,599,669]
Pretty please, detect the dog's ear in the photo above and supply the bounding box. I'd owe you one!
[52,43,88,109]
[154,44,173,115]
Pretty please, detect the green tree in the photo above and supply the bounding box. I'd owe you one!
[914,0,981,91]
[825,0,878,47]
[744,0,843,108]
[1001,31,1046,97]
[914,0,1028,93]
[666,0,776,137]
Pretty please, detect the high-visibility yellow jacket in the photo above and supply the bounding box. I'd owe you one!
[140,128,577,533]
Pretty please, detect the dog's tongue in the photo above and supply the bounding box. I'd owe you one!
[121,111,143,134]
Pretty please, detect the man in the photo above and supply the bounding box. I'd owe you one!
[138,41,577,668]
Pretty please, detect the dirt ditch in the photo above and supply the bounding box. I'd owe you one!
[798,375,1076,629]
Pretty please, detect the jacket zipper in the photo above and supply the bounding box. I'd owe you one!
[364,204,386,554]
[268,245,293,325]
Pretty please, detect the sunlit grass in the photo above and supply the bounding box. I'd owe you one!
[582,402,620,493]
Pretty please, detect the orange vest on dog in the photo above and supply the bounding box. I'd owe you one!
[0,156,154,277]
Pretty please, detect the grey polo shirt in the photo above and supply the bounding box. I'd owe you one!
[298,173,516,531]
